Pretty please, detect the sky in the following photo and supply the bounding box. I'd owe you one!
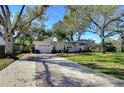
[45,5,101,43]
[9,5,124,44]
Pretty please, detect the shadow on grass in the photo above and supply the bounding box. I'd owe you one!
[96,68,124,80]
[79,63,102,69]
[114,57,124,65]
[58,52,95,55]
[79,62,124,80]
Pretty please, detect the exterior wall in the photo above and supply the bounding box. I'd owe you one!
[33,40,95,53]
[55,41,64,51]
[64,42,89,52]
[0,37,5,45]
[0,37,5,57]
[33,41,53,53]
[65,42,76,52]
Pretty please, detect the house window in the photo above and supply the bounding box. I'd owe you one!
[80,43,85,45]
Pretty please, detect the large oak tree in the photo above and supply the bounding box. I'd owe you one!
[64,6,90,41]
[0,5,48,56]
[68,6,122,53]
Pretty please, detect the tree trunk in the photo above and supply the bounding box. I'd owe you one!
[4,34,14,56]
[77,31,82,41]
[70,35,74,41]
[77,33,81,41]
[100,37,105,53]
[70,32,74,41]
[121,36,124,52]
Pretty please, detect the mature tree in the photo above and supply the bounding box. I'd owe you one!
[52,21,68,52]
[52,21,68,41]
[63,13,77,41]
[15,32,32,46]
[15,22,51,46]
[31,24,48,41]
[15,25,47,45]
[0,5,48,56]
[115,19,124,52]
[69,5,122,53]
[64,6,90,41]
[106,38,121,52]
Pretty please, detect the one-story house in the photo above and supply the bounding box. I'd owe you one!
[33,39,95,53]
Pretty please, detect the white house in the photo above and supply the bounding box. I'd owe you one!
[0,37,5,45]
[33,39,95,53]
[0,37,5,55]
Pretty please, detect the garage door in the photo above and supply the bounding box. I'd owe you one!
[39,44,53,53]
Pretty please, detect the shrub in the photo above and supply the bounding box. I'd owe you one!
[13,44,23,53]
[21,45,32,53]
[35,50,40,54]
[105,42,116,52]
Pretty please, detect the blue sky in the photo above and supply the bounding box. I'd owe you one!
[9,5,123,44]
[45,5,101,43]
[45,5,66,29]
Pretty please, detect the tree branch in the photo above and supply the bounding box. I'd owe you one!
[0,31,3,37]
[5,5,10,18]
[14,5,48,39]
[104,17,122,29]
[0,5,6,17]
[0,14,4,25]
[26,5,48,26]
[13,32,21,40]
[5,5,11,26]
[88,30,97,35]
[104,31,116,38]
[88,16,101,30]
[12,5,25,30]
[114,30,124,36]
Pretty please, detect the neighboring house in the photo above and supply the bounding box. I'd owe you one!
[33,39,95,53]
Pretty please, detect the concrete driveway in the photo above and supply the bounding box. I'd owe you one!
[0,54,124,87]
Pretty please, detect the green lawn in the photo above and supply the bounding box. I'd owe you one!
[58,52,124,80]
[0,59,14,71]
[0,53,25,71]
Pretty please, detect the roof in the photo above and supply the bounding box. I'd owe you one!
[33,39,95,43]
[33,39,95,45]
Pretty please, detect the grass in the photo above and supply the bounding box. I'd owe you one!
[0,59,14,71]
[0,53,25,71]
[15,53,25,58]
[58,52,124,80]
